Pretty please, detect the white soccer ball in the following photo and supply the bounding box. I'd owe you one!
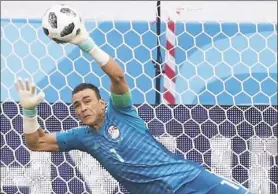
[42,4,82,43]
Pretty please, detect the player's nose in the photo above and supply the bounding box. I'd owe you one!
[80,104,87,112]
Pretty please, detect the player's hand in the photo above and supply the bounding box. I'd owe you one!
[14,78,45,110]
[69,22,90,45]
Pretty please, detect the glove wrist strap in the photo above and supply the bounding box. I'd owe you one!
[78,38,96,53]
[78,37,109,67]
[23,108,40,134]
[88,46,110,67]
[23,108,37,117]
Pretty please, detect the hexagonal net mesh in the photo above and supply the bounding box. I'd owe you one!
[1,2,277,194]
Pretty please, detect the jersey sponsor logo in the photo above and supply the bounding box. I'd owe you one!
[108,125,120,140]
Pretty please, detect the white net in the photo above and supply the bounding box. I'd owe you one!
[1,2,277,194]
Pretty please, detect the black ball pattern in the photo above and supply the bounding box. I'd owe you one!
[42,7,80,43]
[48,12,58,28]
[43,27,49,36]
[60,22,75,37]
[60,8,77,17]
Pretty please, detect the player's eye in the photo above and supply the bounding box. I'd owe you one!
[84,99,91,104]
[74,103,80,109]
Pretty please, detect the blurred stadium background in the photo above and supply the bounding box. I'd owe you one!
[1,1,277,194]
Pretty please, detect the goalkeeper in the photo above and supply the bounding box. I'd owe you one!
[15,21,253,194]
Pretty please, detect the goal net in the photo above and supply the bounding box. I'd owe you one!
[1,1,277,194]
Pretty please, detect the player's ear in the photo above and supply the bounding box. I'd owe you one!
[99,99,105,109]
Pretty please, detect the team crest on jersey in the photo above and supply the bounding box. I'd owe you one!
[108,125,120,140]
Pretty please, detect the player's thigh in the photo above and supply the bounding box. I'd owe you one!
[206,172,253,194]
[176,170,252,194]
[208,180,251,194]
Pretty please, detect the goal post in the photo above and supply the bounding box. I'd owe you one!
[1,1,277,194]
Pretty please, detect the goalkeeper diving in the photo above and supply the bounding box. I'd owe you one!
[15,14,253,194]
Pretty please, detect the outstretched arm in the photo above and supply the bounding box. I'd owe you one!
[15,78,59,152]
[69,24,129,96]
[100,58,129,95]
[25,128,58,152]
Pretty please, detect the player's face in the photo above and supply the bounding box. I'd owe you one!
[72,89,105,126]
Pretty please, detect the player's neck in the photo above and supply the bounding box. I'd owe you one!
[90,112,105,131]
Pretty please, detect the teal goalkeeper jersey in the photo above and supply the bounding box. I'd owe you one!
[56,94,203,194]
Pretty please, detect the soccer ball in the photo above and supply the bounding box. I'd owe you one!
[42,4,82,43]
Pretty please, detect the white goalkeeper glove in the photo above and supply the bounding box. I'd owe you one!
[15,78,45,133]
[68,22,96,53]
[68,22,110,66]
[15,78,45,110]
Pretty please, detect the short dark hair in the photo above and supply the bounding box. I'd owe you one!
[72,83,101,100]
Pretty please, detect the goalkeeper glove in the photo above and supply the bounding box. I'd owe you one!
[69,22,110,67]
[15,78,44,133]
[69,22,96,53]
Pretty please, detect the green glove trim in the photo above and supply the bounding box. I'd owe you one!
[79,38,96,53]
[23,108,37,117]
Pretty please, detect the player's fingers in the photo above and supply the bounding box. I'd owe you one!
[25,78,31,91]
[14,79,20,92]
[31,83,36,95]
[36,91,45,104]
[17,77,25,90]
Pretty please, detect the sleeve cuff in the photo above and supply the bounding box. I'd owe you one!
[111,91,132,106]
